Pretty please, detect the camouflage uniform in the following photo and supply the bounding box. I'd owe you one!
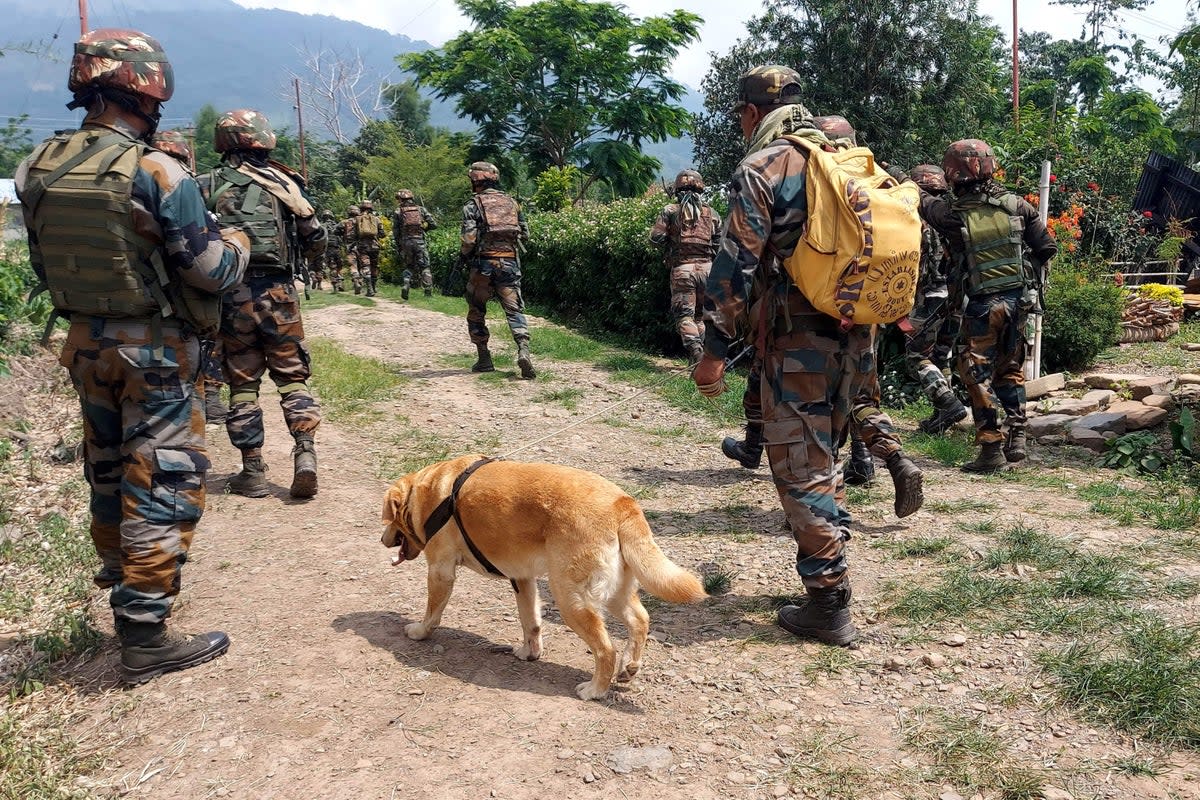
[322,213,346,292]
[352,202,384,297]
[340,208,363,294]
[393,191,437,298]
[203,109,327,498]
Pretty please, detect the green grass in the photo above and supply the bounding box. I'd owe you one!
[926,498,1000,514]
[871,535,957,559]
[532,386,584,410]
[1077,480,1200,532]
[906,430,976,467]
[887,567,1014,624]
[901,709,1044,796]
[307,337,408,421]
[299,289,375,310]
[701,565,737,596]
[1097,321,1200,370]
[373,426,455,480]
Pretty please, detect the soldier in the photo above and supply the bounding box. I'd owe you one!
[341,205,364,295]
[202,109,327,498]
[918,139,1057,472]
[150,128,193,169]
[15,28,249,682]
[353,199,384,297]
[693,66,922,647]
[649,169,721,364]
[460,161,535,379]
[393,189,437,300]
[905,164,968,434]
[321,210,346,292]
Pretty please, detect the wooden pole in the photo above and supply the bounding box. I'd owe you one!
[78,0,88,35]
[293,77,307,182]
[1012,0,1020,129]
[184,125,196,172]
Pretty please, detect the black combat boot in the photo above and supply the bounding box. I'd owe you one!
[918,392,968,434]
[471,344,495,373]
[366,278,376,297]
[401,276,411,301]
[721,423,764,469]
[517,342,536,379]
[843,438,875,486]
[962,441,1007,473]
[203,386,228,425]
[885,451,924,518]
[290,434,318,498]
[776,581,856,646]
[424,287,433,297]
[228,450,269,497]
[1004,426,1027,463]
[117,618,230,685]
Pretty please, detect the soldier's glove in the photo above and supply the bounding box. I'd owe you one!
[693,354,728,398]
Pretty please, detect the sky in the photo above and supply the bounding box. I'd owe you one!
[231,0,1194,92]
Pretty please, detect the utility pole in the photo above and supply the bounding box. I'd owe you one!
[184,125,196,172]
[78,0,88,35]
[293,77,307,182]
[1012,0,1020,129]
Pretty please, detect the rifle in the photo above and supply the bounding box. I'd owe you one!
[288,219,311,300]
[442,255,465,297]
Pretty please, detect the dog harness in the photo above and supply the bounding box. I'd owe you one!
[421,457,516,588]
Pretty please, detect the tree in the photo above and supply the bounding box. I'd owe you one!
[381,80,434,145]
[289,46,385,144]
[192,104,222,175]
[0,115,33,176]
[358,128,474,221]
[401,0,701,196]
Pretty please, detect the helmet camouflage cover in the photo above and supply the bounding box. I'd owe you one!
[909,164,948,194]
[348,205,360,215]
[214,109,277,153]
[395,189,415,203]
[733,65,802,113]
[673,169,705,193]
[68,28,174,102]
[942,139,996,186]
[360,199,374,210]
[321,210,334,220]
[150,129,191,163]
[810,114,857,146]
[468,161,500,183]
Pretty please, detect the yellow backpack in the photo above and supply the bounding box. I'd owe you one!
[781,136,922,326]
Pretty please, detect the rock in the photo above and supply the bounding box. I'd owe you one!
[1026,372,1066,399]
[771,785,790,798]
[1043,397,1100,416]
[884,656,908,672]
[1040,788,1074,800]
[1080,389,1116,409]
[1064,378,1087,389]
[607,746,673,775]
[945,634,967,647]
[1037,435,1066,446]
[1177,384,1200,404]
[1027,414,1076,436]
[697,742,719,755]
[940,792,965,800]
[1178,373,1200,385]
[921,653,947,668]
[1068,427,1110,453]
[1129,376,1174,400]
[1083,372,1145,390]
[1072,412,1127,435]
[1143,394,1174,410]
[354,759,372,769]
[1105,401,1169,431]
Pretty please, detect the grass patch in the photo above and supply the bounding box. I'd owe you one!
[701,565,737,596]
[901,708,1044,794]
[926,498,1000,514]
[373,427,455,480]
[1077,480,1200,532]
[532,387,584,410]
[887,567,1014,624]
[872,535,957,559]
[906,431,975,467]
[307,337,407,421]
[981,525,1072,571]
[780,731,874,799]
[300,290,375,310]
[957,519,998,535]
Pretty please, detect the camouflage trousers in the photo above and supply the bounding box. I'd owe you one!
[671,260,710,353]
[904,287,962,404]
[59,317,209,624]
[762,312,897,589]
[399,236,433,291]
[355,246,380,286]
[219,276,322,451]
[326,247,348,291]
[467,258,530,346]
[957,289,1027,445]
[308,252,327,290]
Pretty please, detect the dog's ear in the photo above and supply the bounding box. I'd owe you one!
[382,483,408,526]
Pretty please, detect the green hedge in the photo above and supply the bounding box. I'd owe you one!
[1041,271,1124,373]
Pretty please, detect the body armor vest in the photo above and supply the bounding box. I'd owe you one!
[398,206,425,237]
[205,165,289,271]
[475,191,521,257]
[953,192,1027,296]
[673,205,717,263]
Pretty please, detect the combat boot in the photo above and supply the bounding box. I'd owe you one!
[1004,426,1028,463]
[203,386,228,425]
[401,276,411,301]
[228,450,269,498]
[686,343,704,366]
[424,288,433,297]
[517,342,536,379]
[885,451,924,518]
[918,393,968,434]
[776,581,856,646]
[843,439,875,486]
[290,434,318,498]
[471,345,495,373]
[117,618,230,685]
[721,423,763,469]
[962,441,1007,473]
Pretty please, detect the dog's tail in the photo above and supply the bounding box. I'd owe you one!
[615,497,707,603]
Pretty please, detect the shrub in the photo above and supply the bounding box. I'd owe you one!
[1041,270,1123,372]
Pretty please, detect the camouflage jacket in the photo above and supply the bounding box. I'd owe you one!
[649,201,722,267]
[393,204,437,239]
[461,188,529,259]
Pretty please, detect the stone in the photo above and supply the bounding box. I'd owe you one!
[1177,373,1200,385]
[1180,343,1200,352]
[1043,397,1100,416]
[607,746,673,775]
[1025,372,1066,399]
[1129,376,1174,400]
[772,785,790,798]
[1106,401,1169,431]
[1027,414,1075,436]
[1142,394,1174,410]
[1040,788,1074,800]
[1080,389,1116,409]
[921,653,947,668]
[1083,372,1145,390]
[1064,378,1087,389]
[1177,384,1200,404]
[1068,427,1109,453]
[884,656,908,672]
[1036,435,1066,446]
[945,634,967,647]
[1072,412,1127,435]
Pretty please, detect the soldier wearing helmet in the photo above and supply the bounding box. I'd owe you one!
[649,169,721,366]
[201,109,327,500]
[918,139,1057,472]
[692,66,924,649]
[460,161,535,378]
[15,28,250,683]
[339,205,364,294]
[319,210,347,293]
[150,129,193,168]
[349,199,385,296]
[392,188,437,300]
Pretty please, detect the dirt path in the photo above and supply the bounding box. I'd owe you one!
[61,297,1200,799]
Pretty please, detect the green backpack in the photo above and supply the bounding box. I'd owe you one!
[205,165,288,269]
[952,192,1028,296]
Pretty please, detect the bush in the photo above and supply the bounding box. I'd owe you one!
[1041,270,1124,372]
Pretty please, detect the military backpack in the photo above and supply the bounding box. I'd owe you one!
[672,205,717,262]
[398,206,425,237]
[205,165,289,271]
[355,212,381,239]
[951,192,1027,296]
[474,191,521,256]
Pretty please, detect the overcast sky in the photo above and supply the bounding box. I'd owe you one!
[231,0,1192,94]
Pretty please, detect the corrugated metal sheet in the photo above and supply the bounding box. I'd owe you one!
[1132,152,1200,230]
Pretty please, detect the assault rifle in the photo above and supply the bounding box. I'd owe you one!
[442,255,466,297]
[288,219,311,300]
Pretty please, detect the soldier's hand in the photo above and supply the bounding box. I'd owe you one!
[693,354,727,398]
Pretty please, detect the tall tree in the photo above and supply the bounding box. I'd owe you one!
[381,79,434,145]
[401,0,701,196]
[0,115,33,176]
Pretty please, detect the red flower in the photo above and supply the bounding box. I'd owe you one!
[1049,174,1057,183]
[1087,182,1099,192]
[1142,210,1154,218]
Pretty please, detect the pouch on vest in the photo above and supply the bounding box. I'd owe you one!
[953,193,1027,296]
[780,136,922,326]
[356,213,380,239]
[674,206,717,262]
[206,166,288,269]
[399,207,424,237]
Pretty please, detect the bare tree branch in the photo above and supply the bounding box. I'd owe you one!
[285,45,385,143]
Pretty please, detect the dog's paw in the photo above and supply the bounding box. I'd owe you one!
[405,622,431,640]
[575,681,609,701]
[514,641,542,662]
[616,662,640,682]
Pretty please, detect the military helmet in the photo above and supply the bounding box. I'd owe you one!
[321,210,334,220]
[733,65,802,113]
[811,114,857,146]
[150,129,192,164]
[360,199,374,210]
[942,139,996,187]
[348,205,360,215]
[468,161,500,184]
[395,189,415,203]
[214,109,277,153]
[68,28,174,103]
[909,164,948,194]
[673,169,705,194]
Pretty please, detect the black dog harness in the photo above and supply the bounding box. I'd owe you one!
[421,457,516,589]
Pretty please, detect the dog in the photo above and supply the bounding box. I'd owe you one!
[380,454,707,700]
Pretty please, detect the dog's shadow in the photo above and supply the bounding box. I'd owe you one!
[332,611,644,713]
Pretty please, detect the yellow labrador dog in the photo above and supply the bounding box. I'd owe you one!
[381,454,706,700]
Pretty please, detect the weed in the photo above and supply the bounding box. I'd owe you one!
[1045,553,1137,600]
[307,337,407,422]
[532,386,584,410]
[906,431,976,467]
[702,565,737,596]
[901,708,1043,793]
[982,525,1072,572]
[1022,601,1141,636]
[1109,755,1170,777]
[780,731,873,799]
[957,520,998,535]
[886,568,1014,624]
[927,498,1000,514]
[1161,578,1200,599]
[872,536,956,559]
[1078,480,1200,531]
[374,427,454,480]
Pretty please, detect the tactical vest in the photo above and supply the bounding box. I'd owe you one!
[398,206,425,237]
[356,213,380,240]
[206,165,289,271]
[20,129,219,333]
[673,205,717,263]
[475,191,521,257]
[953,192,1027,296]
